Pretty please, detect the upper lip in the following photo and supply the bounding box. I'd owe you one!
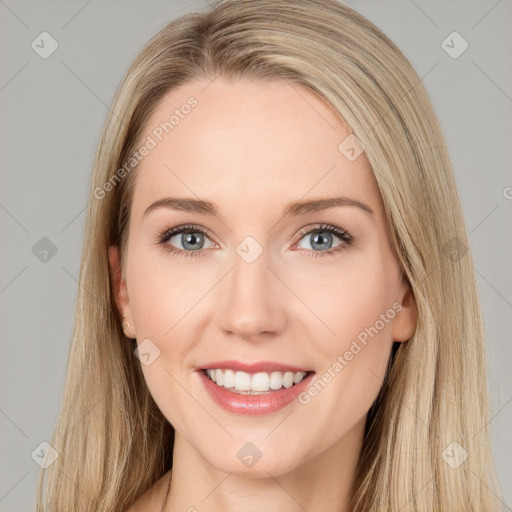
[198,360,313,374]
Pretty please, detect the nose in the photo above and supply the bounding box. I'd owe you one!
[217,247,287,340]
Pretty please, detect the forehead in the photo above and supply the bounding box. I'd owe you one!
[130,77,381,222]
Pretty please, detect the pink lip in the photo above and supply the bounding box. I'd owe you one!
[197,369,315,416]
[199,359,312,374]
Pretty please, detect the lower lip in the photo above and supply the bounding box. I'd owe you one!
[197,370,315,416]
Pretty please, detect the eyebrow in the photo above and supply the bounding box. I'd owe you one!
[143,196,374,218]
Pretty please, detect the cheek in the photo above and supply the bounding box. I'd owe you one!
[127,247,206,341]
[126,258,201,429]
[303,251,399,355]
[298,251,400,424]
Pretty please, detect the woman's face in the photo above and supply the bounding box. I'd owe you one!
[110,77,416,478]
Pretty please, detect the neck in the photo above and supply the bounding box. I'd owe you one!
[164,416,365,512]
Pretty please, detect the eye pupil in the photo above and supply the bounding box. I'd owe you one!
[311,231,333,250]
[182,232,204,250]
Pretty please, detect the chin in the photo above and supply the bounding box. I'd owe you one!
[204,442,305,478]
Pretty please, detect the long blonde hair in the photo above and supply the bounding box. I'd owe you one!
[36,1,503,510]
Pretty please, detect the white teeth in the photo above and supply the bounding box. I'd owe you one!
[251,372,269,392]
[269,371,283,390]
[223,369,235,389]
[293,371,304,384]
[206,369,308,393]
[283,372,294,389]
[234,371,252,391]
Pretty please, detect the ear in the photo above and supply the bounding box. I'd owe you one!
[391,276,418,342]
[108,245,136,338]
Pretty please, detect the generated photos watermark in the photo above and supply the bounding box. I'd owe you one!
[298,302,403,404]
[94,96,198,200]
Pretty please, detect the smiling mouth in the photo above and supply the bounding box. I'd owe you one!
[202,368,314,395]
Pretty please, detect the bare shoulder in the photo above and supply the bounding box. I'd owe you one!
[122,471,172,512]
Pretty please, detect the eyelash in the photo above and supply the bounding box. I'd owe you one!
[155,223,354,260]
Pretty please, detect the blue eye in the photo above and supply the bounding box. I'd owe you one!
[157,224,214,259]
[293,224,353,258]
[156,223,353,260]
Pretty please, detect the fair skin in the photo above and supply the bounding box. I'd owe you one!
[110,77,417,512]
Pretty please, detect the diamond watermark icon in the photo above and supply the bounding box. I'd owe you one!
[31,441,59,468]
[442,236,468,262]
[31,32,59,59]
[134,338,161,366]
[236,442,263,468]
[32,237,58,263]
[441,441,468,469]
[236,236,263,264]
[441,31,468,59]
[338,134,366,161]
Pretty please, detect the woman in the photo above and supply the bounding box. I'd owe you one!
[36,0,503,510]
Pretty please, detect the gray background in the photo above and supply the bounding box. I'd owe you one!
[0,1,511,510]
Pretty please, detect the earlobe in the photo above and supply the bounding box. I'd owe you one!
[392,280,418,343]
[108,245,135,337]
